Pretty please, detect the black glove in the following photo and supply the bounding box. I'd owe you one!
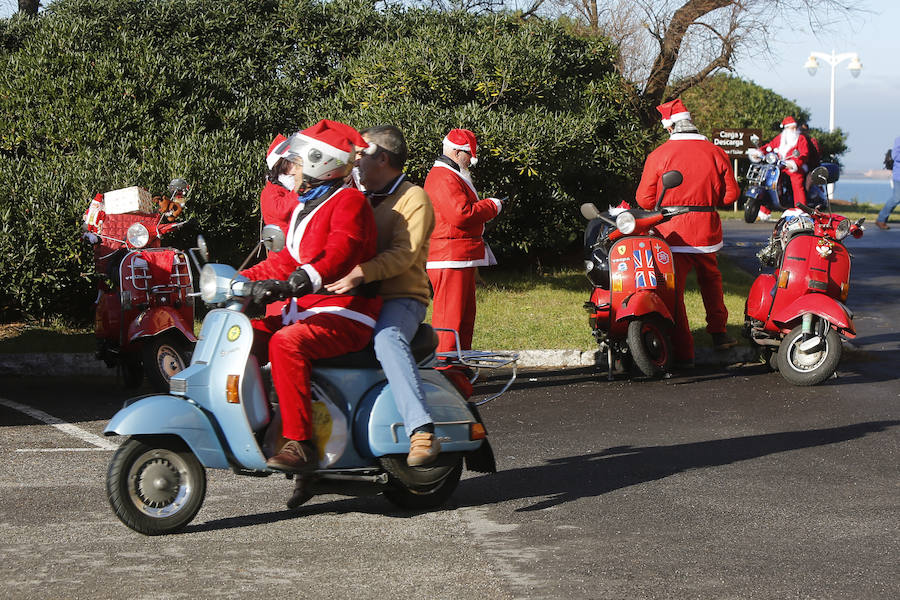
[246,279,290,306]
[286,268,313,297]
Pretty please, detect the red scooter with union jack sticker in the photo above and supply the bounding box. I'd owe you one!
[581,171,688,379]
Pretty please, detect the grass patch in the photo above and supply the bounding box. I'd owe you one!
[6,258,755,354]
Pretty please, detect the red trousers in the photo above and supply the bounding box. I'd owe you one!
[428,267,476,353]
[786,169,807,207]
[672,253,728,362]
[251,313,372,441]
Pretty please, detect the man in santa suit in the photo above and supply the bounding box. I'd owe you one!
[241,119,381,473]
[751,116,811,221]
[424,128,503,353]
[635,99,740,368]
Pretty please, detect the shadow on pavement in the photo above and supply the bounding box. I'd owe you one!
[455,420,900,512]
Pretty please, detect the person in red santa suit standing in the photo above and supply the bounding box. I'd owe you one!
[424,128,503,354]
[241,119,381,473]
[635,99,740,368]
[750,116,810,221]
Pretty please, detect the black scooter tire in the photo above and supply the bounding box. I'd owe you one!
[379,455,463,510]
[626,317,672,379]
[743,196,760,223]
[106,436,206,535]
[776,326,842,386]
[142,333,192,393]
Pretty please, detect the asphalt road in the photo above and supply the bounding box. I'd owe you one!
[0,219,897,599]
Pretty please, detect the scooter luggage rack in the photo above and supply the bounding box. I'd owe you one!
[433,327,518,406]
[746,163,768,185]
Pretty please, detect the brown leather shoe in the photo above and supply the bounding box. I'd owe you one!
[407,432,441,467]
[876,221,890,230]
[266,439,318,473]
[712,332,738,350]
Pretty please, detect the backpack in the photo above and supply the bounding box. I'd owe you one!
[884,149,894,170]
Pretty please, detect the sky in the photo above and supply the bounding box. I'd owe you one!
[2,0,895,172]
[730,1,900,173]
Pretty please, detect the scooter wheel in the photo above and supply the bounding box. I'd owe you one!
[106,436,206,535]
[379,455,463,510]
[626,317,672,379]
[143,333,192,393]
[743,197,760,223]
[776,326,842,386]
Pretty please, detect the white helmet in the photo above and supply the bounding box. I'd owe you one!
[284,120,372,185]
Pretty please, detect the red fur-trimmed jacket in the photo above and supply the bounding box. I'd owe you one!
[425,157,501,268]
[241,185,381,327]
[635,133,739,253]
[260,181,299,235]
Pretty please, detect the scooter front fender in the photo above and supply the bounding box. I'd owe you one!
[615,289,674,324]
[770,293,855,336]
[127,305,197,344]
[104,394,230,469]
[356,370,482,458]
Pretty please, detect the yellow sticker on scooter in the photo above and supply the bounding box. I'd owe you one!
[311,401,333,461]
[227,325,241,342]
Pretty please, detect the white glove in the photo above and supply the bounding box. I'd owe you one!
[784,159,798,173]
[82,232,99,245]
[746,148,762,163]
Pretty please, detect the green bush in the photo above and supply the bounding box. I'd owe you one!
[0,0,648,323]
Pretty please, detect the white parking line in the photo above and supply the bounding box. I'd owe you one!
[0,397,119,451]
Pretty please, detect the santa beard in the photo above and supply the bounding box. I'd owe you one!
[779,128,800,156]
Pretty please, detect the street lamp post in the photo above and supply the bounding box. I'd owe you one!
[803,50,863,133]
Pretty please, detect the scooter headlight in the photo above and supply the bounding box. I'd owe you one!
[765,152,778,165]
[834,218,851,241]
[199,263,244,304]
[126,223,150,248]
[199,264,220,303]
[615,212,636,235]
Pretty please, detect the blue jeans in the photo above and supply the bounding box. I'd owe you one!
[373,298,432,437]
[877,180,900,224]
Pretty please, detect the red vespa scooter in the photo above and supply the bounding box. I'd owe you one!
[581,170,687,379]
[85,179,196,391]
[744,166,864,386]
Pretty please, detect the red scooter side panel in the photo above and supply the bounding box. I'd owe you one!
[127,305,197,344]
[615,289,674,323]
[746,274,777,322]
[769,293,855,336]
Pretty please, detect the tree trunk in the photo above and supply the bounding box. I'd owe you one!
[18,0,40,16]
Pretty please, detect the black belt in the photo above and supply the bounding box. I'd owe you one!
[668,206,716,212]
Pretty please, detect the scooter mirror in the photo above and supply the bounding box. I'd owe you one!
[196,235,210,262]
[580,203,602,221]
[808,166,830,187]
[750,134,760,146]
[661,170,683,190]
[261,224,285,253]
[168,178,190,196]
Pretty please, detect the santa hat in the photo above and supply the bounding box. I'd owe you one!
[781,116,797,128]
[443,128,478,165]
[657,99,692,128]
[293,119,371,163]
[266,134,290,169]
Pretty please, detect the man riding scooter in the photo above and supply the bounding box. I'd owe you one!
[748,116,811,222]
[239,119,382,474]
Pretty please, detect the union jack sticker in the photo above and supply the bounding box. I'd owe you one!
[633,249,657,288]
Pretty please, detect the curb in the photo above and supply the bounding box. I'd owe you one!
[0,346,759,377]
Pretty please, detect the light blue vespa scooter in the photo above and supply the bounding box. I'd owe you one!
[104,226,517,535]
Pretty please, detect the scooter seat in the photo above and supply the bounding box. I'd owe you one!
[312,323,439,369]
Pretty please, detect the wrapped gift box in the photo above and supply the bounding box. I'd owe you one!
[104,186,153,215]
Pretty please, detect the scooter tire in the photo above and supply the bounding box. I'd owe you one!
[106,436,206,536]
[776,325,842,386]
[379,455,463,510]
[743,196,760,223]
[142,333,192,393]
[626,317,672,379]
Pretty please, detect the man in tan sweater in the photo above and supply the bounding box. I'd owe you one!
[325,125,439,466]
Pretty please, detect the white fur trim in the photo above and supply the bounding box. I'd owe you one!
[670,242,723,254]
[285,187,344,263]
[432,160,478,197]
[443,135,474,156]
[489,197,502,213]
[300,263,322,292]
[669,133,708,141]
[426,248,494,269]
[281,302,376,328]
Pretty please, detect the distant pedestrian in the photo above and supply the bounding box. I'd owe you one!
[875,136,900,230]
